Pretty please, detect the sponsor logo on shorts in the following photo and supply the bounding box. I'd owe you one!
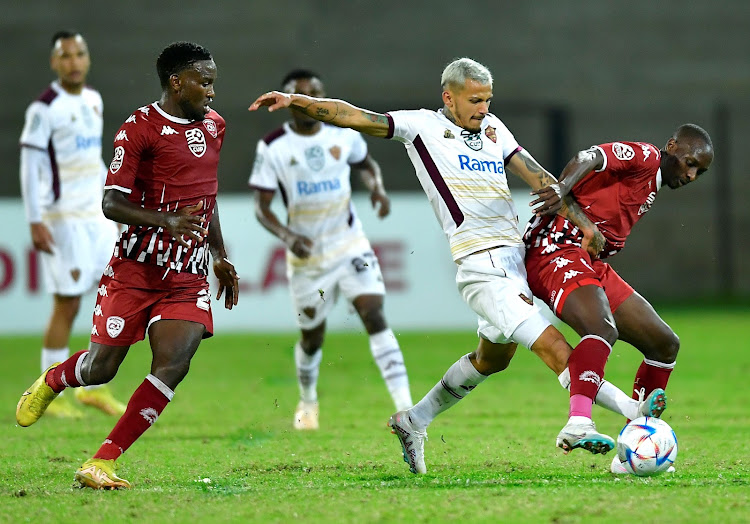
[202,119,218,138]
[185,128,206,157]
[106,316,125,338]
[552,256,573,272]
[562,269,583,283]
[109,146,125,173]
[611,142,635,161]
[97,284,108,296]
[94,305,103,317]
[103,264,115,278]
[91,325,99,336]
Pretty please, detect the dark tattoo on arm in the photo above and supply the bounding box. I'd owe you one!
[520,152,555,188]
[363,111,388,124]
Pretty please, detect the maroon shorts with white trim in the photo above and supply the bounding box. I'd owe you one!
[90,257,213,346]
[525,244,634,317]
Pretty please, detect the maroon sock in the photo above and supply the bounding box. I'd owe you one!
[94,377,172,461]
[632,359,675,399]
[568,335,612,416]
[45,350,88,393]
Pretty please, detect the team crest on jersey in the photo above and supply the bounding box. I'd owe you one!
[106,316,125,338]
[202,119,218,138]
[329,145,341,160]
[461,130,483,151]
[304,145,325,171]
[109,146,125,173]
[612,142,635,161]
[444,129,455,139]
[519,293,534,306]
[185,128,206,158]
[485,126,497,143]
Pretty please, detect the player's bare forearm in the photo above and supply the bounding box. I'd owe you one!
[559,196,605,256]
[253,191,291,243]
[353,155,385,194]
[102,189,173,229]
[207,204,227,260]
[249,91,389,138]
[507,149,557,191]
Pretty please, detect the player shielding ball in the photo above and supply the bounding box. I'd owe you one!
[19,30,125,418]
[16,42,240,489]
[250,58,665,474]
[249,70,412,430]
[523,125,713,473]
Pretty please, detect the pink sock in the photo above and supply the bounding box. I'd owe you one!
[568,335,611,418]
[94,376,172,461]
[632,359,674,399]
[46,350,88,393]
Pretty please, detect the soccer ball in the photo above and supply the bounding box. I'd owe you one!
[615,416,678,476]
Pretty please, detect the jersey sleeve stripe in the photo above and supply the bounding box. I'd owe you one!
[248,183,276,193]
[413,134,464,227]
[385,113,395,140]
[103,184,133,194]
[19,143,48,152]
[504,146,522,165]
[47,140,60,202]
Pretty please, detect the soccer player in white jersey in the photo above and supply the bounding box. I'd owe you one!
[249,70,412,430]
[250,58,665,474]
[19,31,125,418]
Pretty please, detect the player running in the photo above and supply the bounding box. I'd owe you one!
[16,42,240,489]
[523,125,713,473]
[249,70,412,430]
[19,30,125,418]
[250,58,665,474]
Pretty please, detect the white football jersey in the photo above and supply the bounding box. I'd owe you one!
[19,81,106,222]
[249,122,371,271]
[386,109,523,261]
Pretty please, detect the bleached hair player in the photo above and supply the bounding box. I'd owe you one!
[249,57,666,475]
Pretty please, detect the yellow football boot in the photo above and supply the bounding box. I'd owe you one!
[75,385,127,416]
[75,458,131,490]
[16,364,63,427]
[45,394,84,419]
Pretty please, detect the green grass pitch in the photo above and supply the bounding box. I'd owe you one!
[0,305,748,522]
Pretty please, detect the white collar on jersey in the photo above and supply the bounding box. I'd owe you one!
[152,102,193,124]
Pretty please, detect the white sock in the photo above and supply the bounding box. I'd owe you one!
[369,328,412,411]
[42,347,69,372]
[295,342,322,403]
[408,354,487,430]
[558,367,637,419]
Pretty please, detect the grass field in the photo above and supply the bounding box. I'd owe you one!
[1,305,748,523]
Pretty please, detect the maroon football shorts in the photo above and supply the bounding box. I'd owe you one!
[525,244,634,317]
[90,257,213,346]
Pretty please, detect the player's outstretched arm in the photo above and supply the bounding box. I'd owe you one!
[208,203,240,310]
[507,150,604,257]
[102,189,208,248]
[557,147,604,195]
[249,92,390,138]
[352,154,390,219]
[253,190,313,258]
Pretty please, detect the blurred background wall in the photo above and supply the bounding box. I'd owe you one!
[2,0,748,301]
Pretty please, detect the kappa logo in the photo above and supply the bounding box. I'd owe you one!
[461,130,483,151]
[552,256,573,272]
[202,118,218,138]
[140,407,159,425]
[161,125,178,136]
[115,130,129,142]
[185,128,206,157]
[94,305,103,317]
[638,191,657,216]
[485,125,497,143]
[444,129,455,139]
[641,143,652,161]
[304,145,325,171]
[562,269,583,283]
[103,264,115,278]
[97,284,108,296]
[138,105,150,116]
[106,316,125,338]
[109,146,125,173]
[91,325,99,336]
[579,370,602,386]
[196,289,210,311]
[125,114,137,124]
[612,142,635,161]
[541,243,560,254]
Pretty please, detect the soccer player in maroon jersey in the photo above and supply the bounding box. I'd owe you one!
[16,42,240,489]
[523,124,713,471]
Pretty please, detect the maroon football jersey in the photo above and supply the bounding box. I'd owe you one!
[524,141,661,258]
[105,102,225,276]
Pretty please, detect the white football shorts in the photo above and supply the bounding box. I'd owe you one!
[456,244,551,349]
[39,217,119,296]
[288,249,386,330]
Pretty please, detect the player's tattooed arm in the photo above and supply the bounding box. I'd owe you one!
[507,149,561,215]
[248,91,389,138]
[559,197,605,258]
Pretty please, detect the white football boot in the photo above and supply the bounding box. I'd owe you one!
[293,400,319,430]
[388,410,427,474]
[556,418,615,455]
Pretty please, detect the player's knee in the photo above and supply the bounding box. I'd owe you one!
[82,353,120,385]
[472,346,514,374]
[300,334,324,354]
[359,308,387,334]
[658,331,680,363]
